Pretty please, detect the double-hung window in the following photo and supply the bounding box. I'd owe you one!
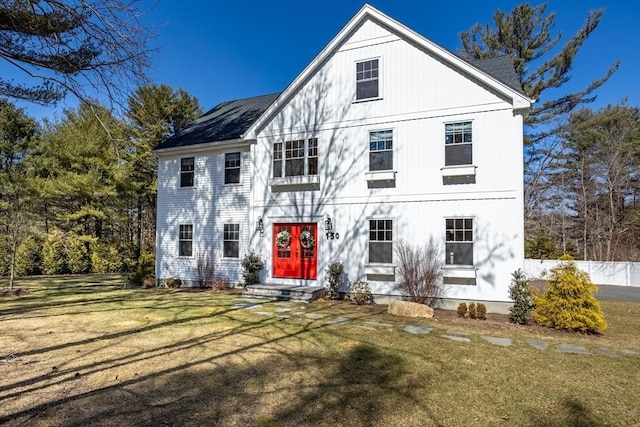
[356,59,379,100]
[178,224,193,257]
[369,130,393,171]
[369,220,393,264]
[180,157,194,187]
[224,152,241,184]
[445,122,472,166]
[445,218,473,266]
[223,224,239,258]
[273,138,318,178]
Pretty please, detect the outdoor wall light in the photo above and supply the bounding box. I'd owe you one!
[256,216,264,236]
[324,214,333,231]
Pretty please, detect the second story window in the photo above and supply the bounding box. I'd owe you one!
[356,59,379,100]
[369,130,393,171]
[445,122,472,166]
[180,157,194,187]
[225,152,241,184]
[273,138,318,178]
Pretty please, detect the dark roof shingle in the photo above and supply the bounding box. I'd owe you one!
[468,56,524,95]
[155,92,279,151]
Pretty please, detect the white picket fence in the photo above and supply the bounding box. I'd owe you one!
[524,259,640,287]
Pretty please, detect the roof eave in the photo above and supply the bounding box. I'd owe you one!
[154,138,254,157]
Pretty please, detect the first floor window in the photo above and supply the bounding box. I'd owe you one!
[273,138,318,178]
[180,157,195,187]
[356,59,379,100]
[223,224,240,258]
[445,122,472,166]
[369,130,393,171]
[369,219,393,263]
[179,224,193,257]
[225,152,241,184]
[445,218,473,265]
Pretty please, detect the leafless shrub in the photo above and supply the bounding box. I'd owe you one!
[211,278,230,291]
[394,238,445,306]
[196,252,216,288]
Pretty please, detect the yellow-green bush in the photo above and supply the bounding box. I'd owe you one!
[532,255,607,333]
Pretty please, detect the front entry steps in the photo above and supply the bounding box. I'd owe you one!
[242,283,326,302]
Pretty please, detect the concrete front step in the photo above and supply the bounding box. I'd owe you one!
[243,284,326,302]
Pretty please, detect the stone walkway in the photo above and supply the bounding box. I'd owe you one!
[232,298,640,358]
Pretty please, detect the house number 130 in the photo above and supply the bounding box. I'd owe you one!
[326,232,339,240]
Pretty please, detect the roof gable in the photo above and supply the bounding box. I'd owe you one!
[245,4,532,138]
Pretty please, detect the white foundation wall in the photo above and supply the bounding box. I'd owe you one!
[156,147,252,285]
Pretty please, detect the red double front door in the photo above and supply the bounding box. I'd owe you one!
[273,223,318,279]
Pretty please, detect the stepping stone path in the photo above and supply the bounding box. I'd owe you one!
[481,336,512,346]
[557,343,590,354]
[442,335,471,343]
[232,298,640,358]
[404,325,433,335]
[596,348,619,358]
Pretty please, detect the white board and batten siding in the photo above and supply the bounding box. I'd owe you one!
[155,5,531,305]
[156,147,252,285]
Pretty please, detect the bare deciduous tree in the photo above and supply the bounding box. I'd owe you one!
[394,239,445,306]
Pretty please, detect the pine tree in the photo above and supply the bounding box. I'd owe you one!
[0,0,154,106]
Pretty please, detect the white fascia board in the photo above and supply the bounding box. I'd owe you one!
[244,4,532,140]
[154,138,254,158]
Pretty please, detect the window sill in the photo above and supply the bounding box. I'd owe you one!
[269,175,320,187]
[178,185,195,190]
[365,263,395,276]
[441,165,476,177]
[353,97,383,104]
[365,170,396,182]
[442,266,477,278]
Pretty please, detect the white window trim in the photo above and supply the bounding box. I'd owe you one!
[354,56,383,103]
[222,223,241,259]
[442,119,475,170]
[445,216,474,267]
[179,157,195,189]
[223,151,243,186]
[367,218,394,266]
[178,223,194,258]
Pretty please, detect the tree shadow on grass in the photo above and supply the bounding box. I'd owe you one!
[2,343,444,427]
[529,396,606,427]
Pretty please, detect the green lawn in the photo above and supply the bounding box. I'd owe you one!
[1,275,639,426]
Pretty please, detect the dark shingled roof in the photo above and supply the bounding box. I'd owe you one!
[468,56,524,95]
[156,57,524,151]
[155,92,280,151]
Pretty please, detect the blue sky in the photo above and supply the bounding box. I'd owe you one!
[13,0,640,119]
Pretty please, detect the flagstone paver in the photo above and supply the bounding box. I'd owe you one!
[404,325,433,335]
[622,349,640,356]
[254,311,274,316]
[596,348,619,358]
[304,313,325,320]
[275,307,292,313]
[290,311,306,316]
[442,335,471,343]
[557,343,590,354]
[365,321,394,329]
[231,303,264,310]
[481,336,512,346]
[527,339,548,350]
[446,329,471,336]
[325,317,350,325]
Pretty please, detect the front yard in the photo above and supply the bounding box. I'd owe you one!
[1,275,639,426]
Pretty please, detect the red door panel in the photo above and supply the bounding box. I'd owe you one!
[273,223,317,279]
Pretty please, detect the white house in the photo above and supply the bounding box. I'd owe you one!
[154,4,532,309]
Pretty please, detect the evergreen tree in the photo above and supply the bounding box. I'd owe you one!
[125,84,202,255]
[0,98,37,287]
[0,0,154,106]
[458,3,619,235]
[533,255,607,333]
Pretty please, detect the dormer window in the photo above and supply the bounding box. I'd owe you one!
[356,59,379,100]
